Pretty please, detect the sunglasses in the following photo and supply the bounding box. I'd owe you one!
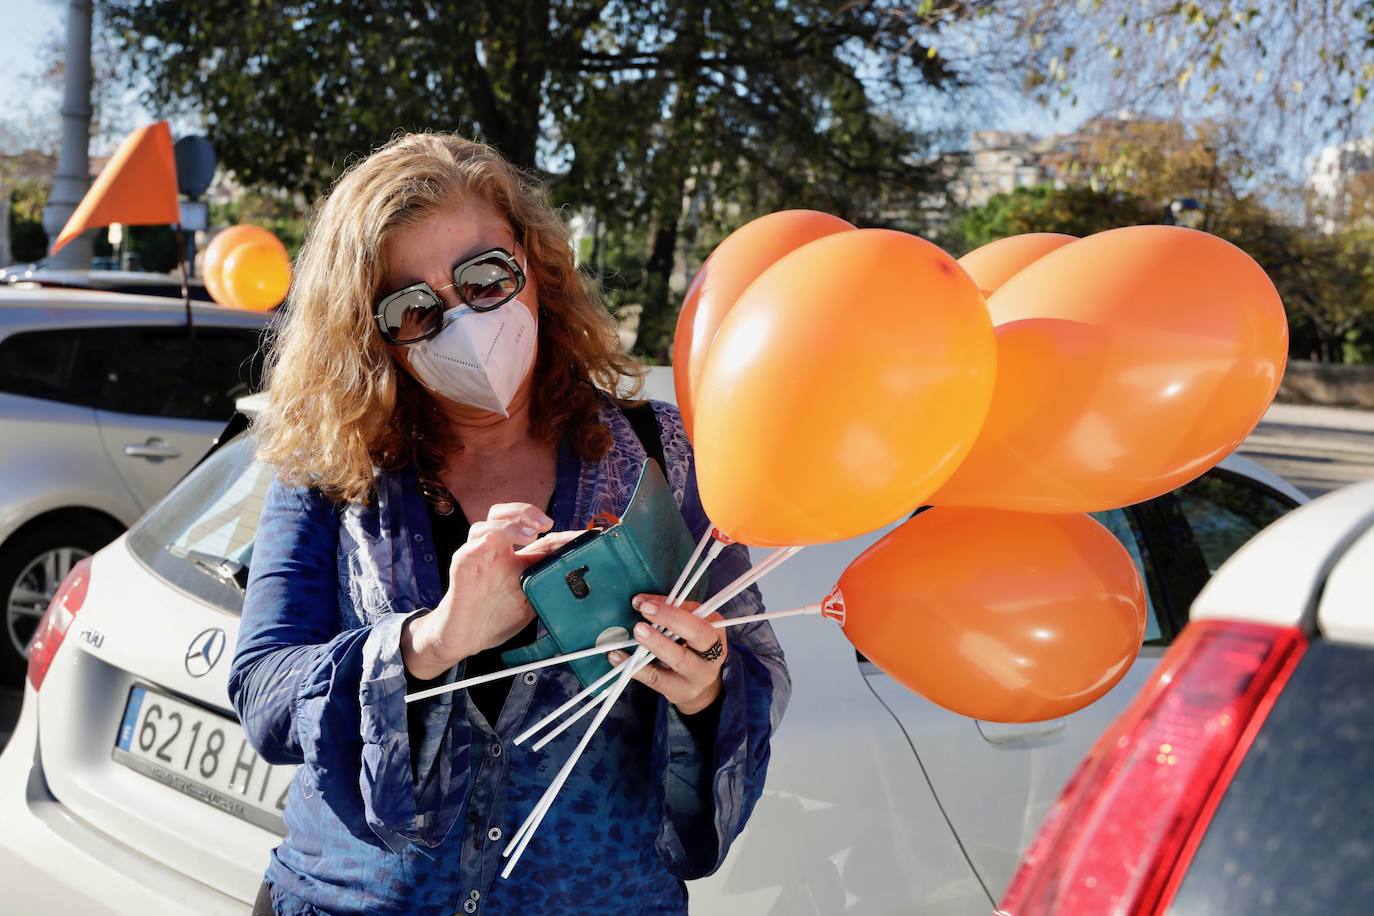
[374,246,527,345]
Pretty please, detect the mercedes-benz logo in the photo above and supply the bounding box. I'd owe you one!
[185,627,227,678]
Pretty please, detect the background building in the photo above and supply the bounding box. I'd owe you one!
[1308,138,1374,233]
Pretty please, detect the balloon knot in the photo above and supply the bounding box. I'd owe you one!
[821,587,846,625]
[710,527,735,545]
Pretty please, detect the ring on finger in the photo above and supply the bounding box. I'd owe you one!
[694,637,724,663]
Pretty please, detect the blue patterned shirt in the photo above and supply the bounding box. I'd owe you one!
[228,400,790,915]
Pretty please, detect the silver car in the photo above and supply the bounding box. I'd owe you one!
[0,267,213,301]
[0,286,270,682]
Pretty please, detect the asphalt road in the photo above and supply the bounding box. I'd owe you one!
[1239,403,1374,498]
[0,403,1370,752]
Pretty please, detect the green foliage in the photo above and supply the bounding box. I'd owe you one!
[941,184,1156,255]
[125,227,180,272]
[101,0,987,358]
[1268,225,1374,363]
[209,192,308,258]
[8,181,49,263]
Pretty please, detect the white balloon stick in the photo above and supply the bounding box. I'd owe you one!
[502,641,640,877]
[529,602,820,752]
[669,537,726,606]
[666,527,715,605]
[405,604,822,705]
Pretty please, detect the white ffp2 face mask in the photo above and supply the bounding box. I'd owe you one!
[406,300,537,416]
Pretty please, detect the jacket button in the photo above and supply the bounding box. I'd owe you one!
[487,826,502,842]
[470,890,481,901]
[523,672,537,685]
[423,553,434,563]
[463,900,477,913]
[489,743,503,758]
[413,533,424,543]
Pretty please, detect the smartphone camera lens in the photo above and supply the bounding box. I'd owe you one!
[565,566,591,599]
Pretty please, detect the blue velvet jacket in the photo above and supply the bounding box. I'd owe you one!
[227,401,790,915]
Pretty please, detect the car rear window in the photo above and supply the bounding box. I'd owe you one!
[126,434,271,614]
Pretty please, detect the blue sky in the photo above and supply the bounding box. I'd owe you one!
[0,0,65,138]
[0,0,60,83]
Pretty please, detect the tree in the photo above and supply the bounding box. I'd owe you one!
[209,189,310,259]
[941,184,1155,254]
[102,0,1016,356]
[1259,223,1374,363]
[1003,1,1374,157]
[8,181,50,264]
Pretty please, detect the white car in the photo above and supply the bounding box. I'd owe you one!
[998,476,1374,915]
[0,369,1306,914]
[0,286,269,682]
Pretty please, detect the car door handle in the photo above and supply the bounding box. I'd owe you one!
[124,439,182,460]
[977,718,1068,747]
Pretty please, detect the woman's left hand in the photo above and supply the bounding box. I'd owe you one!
[606,594,727,716]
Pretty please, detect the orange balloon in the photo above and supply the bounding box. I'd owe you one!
[694,229,996,546]
[221,239,291,311]
[836,507,1146,723]
[202,262,230,306]
[932,227,1288,513]
[984,225,1286,338]
[674,210,854,437]
[203,224,287,307]
[671,274,704,434]
[956,232,1076,298]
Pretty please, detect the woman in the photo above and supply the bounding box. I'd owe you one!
[228,132,790,916]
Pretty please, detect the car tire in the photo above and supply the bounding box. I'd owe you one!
[0,517,123,685]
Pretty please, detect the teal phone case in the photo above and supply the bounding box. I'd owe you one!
[502,459,705,689]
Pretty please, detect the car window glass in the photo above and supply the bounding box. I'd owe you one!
[99,327,265,421]
[0,328,109,407]
[193,327,268,417]
[1175,473,1295,575]
[1089,508,1162,643]
[127,435,267,613]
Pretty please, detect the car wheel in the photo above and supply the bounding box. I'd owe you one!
[0,518,122,685]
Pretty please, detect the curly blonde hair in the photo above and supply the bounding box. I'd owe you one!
[254,132,643,504]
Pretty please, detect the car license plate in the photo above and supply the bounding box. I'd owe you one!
[113,684,291,835]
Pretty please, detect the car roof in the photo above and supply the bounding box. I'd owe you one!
[0,286,272,325]
[1193,477,1374,633]
[1215,453,1309,505]
[0,267,203,286]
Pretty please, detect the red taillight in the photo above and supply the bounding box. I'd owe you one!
[998,620,1306,916]
[26,556,93,691]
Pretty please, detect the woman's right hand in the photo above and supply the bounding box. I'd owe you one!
[401,502,581,680]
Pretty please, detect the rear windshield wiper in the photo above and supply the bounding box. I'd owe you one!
[180,549,249,591]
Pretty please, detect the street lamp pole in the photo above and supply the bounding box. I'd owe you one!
[41,0,93,270]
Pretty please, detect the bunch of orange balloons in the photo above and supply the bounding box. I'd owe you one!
[201,224,291,311]
[673,212,1288,722]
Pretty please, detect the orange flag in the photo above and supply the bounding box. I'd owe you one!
[51,121,180,254]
